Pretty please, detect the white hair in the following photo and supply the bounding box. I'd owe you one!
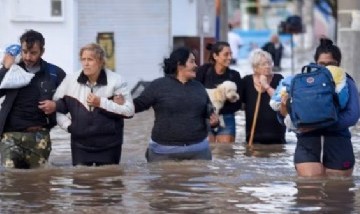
[248,48,273,68]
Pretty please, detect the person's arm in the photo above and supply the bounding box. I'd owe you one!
[98,75,134,117]
[0,66,8,82]
[269,86,283,111]
[259,74,277,97]
[56,104,71,131]
[38,65,66,115]
[54,97,71,131]
[133,81,156,113]
[327,77,360,130]
[0,67,8,98]
[0,54,15,97]
[52,76,71,131]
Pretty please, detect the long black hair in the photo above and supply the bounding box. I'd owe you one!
[163,47,193,77]
[206,41,230,63]
[314,38,341,65]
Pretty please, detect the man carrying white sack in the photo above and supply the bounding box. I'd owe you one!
[0,29,66,169]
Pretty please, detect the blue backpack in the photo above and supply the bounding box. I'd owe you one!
[289,63,339,129]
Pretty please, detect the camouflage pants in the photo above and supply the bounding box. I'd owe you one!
[0,130,52,169]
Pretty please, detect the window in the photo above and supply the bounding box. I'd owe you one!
[51,0,62,17]
[11,0,64,22]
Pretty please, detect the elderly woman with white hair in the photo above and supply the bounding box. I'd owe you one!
[241,49,286,144]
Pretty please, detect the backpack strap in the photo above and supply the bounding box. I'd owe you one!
[346,73,354,81]
[47,63,59,87]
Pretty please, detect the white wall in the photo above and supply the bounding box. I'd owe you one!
[77,0,171,89]
[0,0,76,74]
[0,0,172,89]
[171,0,198,36]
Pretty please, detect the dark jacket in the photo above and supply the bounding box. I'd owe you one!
[195,63,242,114]
[262,42,283,67]
[54,69,134,150]
[134,76,211,145]
[0,59,65,135]
[242,74,286,144]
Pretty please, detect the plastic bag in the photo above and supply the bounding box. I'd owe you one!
[0,44,21,65]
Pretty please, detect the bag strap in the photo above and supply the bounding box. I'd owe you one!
[301,63,323,74]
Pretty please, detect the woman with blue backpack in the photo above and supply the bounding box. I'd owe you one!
[280,38,360,177]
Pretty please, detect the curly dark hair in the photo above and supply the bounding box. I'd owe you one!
[163,47,194,76]
[20,29,45,51]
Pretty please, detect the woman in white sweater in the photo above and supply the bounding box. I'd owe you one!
[53,43,134,166]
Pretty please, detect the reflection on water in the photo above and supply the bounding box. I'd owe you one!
[292,178,357,213]
[0,110,360,213]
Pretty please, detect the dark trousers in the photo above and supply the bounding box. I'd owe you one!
[71,143,122,166]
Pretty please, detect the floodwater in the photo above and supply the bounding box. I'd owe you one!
[1,110,360,213]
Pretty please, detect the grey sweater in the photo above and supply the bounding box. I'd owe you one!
[134,76,210,146]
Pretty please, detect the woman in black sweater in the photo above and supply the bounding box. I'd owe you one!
[242,49,285,144]
[133,47,218,162]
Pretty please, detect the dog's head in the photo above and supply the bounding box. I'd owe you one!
[218,81,240,103]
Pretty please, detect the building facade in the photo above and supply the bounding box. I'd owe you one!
[0,0,171,89]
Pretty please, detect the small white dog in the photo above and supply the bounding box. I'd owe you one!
[206,81,240,127]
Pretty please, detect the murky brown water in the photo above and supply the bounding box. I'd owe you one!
[1,110,360,213]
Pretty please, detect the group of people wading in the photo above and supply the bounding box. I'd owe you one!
[0,29,359,178]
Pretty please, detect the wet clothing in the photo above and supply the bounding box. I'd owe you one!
[211,113,236,135]
[0,60,65,135]
[134,76,211,146]
[71,143,123,166]
[134,76,213,162]
[242,74,286,144]
[294,135,354,170]
[0,130,51,168]
[54,69,134,166]
[294,77,360,170]
[196,64,242,137]
[0,59,65,169]
[146,146,212,162]
[146,138,212,162]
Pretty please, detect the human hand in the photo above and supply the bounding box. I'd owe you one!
[259,74,270,89]
[87,93,100,108]
[38,100,56,115]
[113,94,125,105]
[2,54,15,69]
[209,113,219,127]
[279,93,288,117]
